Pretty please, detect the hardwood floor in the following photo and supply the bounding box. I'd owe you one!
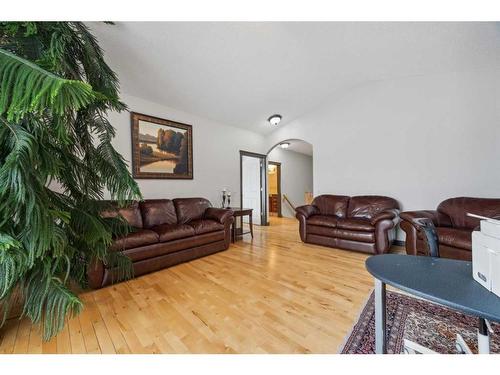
[0,217,397,354]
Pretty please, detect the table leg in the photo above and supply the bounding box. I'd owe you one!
[249,213,253,238]
[231,221,235,243]
[374,278,387,354]
[478,318,490,354]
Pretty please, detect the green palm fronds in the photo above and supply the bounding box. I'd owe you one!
[0,234,27,299]
[22,262,83,340]
[0,49,95,121]
[0,22,141,341]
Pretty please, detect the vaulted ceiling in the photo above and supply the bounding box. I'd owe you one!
[89,22,500,134]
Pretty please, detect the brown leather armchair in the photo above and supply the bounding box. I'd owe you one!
[400,197,500,261]
[296,195,400,254]
[88,198,234,288]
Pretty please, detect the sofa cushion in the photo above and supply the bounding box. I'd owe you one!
[436,227,472,251]
[174,198,212,224]
[336,218,374,232]
[334,228,375,243]
[205,207,233,224]
[111,229,159,251]
[307,215,338,228]
[122,231,225,262]
[307,225,336,237]
[347,196,399,220]
[306,225,375,243]
[311,195,350,217]
[189,219,224,235]
[101,202,143,228]
[152,223,195,242]
[416,240,472,260]
[437,197,500,230]
[140,199,178,228]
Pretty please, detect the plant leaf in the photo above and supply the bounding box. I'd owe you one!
[0,48,95,121]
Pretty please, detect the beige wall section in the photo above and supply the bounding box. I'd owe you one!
[268,147,313,218]
[268,166,278,195]
[265,70,500,238]
[105,93,266,206]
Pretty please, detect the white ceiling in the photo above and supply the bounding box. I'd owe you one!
[273,140,313,156]
[89,22,500,134]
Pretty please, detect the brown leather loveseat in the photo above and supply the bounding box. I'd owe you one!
[400,197,500,261]
[88,197,234,288]
[295,195,400,254]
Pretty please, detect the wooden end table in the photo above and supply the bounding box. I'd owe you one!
[227,207,253,243]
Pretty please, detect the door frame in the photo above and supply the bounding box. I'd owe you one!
[268,161,282,218]
[240,150,268,226]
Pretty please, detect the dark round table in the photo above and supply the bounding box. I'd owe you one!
[365,254,500,353]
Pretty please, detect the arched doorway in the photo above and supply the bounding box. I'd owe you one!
[266,139,313,224]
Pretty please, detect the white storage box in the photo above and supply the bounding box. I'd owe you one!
[481,219,500,240]
[472,230,500,297]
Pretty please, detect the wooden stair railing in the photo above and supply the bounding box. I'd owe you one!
[283,194,296,212]
[305,192,313,205]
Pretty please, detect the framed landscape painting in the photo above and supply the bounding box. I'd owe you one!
[131,112,193,179]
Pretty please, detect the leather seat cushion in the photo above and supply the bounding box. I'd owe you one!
[336,218,374,232]
[347,196,399,220]
[334,228,375,243]
[111,229,159,251]
[437,197,500,230]
[306,225,375,243]
[152,223,195,242]
[307,225,336,237]
[174,198,212,224]
[101,202,143,228]
[122,231,225,262]
[307,215,338,228]
[140,199,177,228]
[436,227,472,251]
[311,195,349,217]
[189,219,225,235]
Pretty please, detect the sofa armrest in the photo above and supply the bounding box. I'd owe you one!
[371,209,400,254]
[295,205,319,219]
[400,210,451,229]
[370,209,400,225]
[205,207,234,224]
[399,210,452,257]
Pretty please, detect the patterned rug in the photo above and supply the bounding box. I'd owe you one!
[340,291,500,354]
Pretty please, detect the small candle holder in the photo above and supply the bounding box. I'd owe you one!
[221,189,227,208]
[227,193,231,209]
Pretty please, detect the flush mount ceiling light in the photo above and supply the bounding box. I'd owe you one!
[280,142,290,149]
[268,114,282,126]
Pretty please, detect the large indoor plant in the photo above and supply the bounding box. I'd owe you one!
[0,22,141,340]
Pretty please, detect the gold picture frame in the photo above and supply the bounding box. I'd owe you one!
[131,112,193,179]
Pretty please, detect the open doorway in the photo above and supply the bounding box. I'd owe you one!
[268,161,281,217]
[240,150,267,226]
[266,139,313,224]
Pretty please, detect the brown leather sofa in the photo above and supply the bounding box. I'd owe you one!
[295,195,400,254]
[88,198,234,288]
[400,197,500,261]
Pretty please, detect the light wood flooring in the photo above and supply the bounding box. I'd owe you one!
[0,217,398,354]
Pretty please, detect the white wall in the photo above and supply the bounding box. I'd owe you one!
[108,93,266,206]
[268,147,313,218]
[265,70,500,238]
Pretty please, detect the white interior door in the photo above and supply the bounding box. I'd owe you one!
[242,155,262,225]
